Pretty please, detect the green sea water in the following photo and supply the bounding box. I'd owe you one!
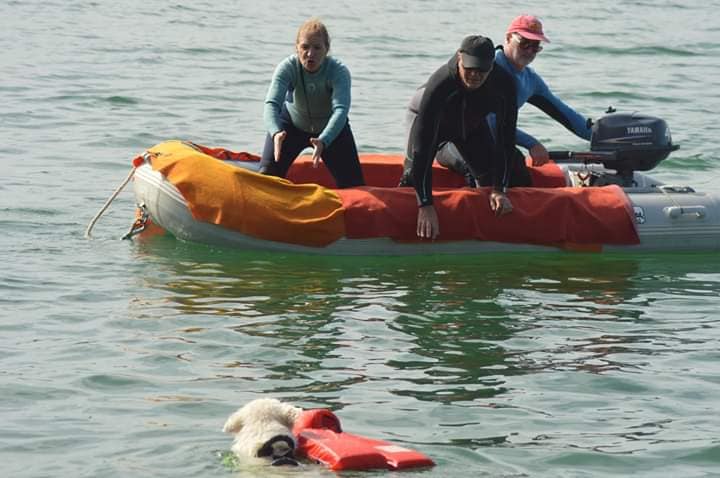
[2,1,720,477]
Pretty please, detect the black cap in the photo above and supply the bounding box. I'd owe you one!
[458,35,494,71]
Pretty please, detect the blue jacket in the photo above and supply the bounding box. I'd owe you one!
[490,49,591,148]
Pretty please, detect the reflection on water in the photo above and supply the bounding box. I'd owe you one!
[129,238,720,414]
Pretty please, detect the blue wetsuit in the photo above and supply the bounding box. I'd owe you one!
[490,49,591,148]
[259,54,364,188]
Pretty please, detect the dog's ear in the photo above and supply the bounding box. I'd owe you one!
[222,408,245,434]
[277,403,303,429]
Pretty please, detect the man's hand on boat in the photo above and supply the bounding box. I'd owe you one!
[417,205,440,240]
[309,137,324,168]
[529,143,550,166]
[490,191,513,216]
[273,130,288,162]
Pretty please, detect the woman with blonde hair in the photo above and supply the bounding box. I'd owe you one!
[259,18,364,188]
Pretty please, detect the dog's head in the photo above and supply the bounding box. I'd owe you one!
[223,398,303,466]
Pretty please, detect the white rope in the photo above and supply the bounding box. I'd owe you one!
[84,167,136,239]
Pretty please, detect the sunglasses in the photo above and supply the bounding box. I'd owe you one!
[513,35,543,52]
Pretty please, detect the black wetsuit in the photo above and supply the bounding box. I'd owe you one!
[401,55,519,206]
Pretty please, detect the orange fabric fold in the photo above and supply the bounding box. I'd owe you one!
[190,143,261,163]
[525,158,567,188]
[288,154,456,188]
[146,141,345,247]
[335,185,640,247]
[181,147,567,189]
[286,154,567,188]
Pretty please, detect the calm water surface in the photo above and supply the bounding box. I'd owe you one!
[2,1,720,477]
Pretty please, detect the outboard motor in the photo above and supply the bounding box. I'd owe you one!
[590,112,678,185]
[550,111,679,187]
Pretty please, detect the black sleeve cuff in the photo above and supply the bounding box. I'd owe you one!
[417,193,433,207]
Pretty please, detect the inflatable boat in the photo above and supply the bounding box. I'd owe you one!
[131,113,720,255]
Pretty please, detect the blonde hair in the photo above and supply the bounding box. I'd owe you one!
[296,18,330,50]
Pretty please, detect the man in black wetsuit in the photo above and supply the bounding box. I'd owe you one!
[399,35,519,239]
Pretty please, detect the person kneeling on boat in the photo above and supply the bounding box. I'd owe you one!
[259,18,365,188]
[399,35,519,240]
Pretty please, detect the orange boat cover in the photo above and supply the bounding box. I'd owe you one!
[336,185,640,247]
[138,141,639,249]
[145,141,345,247]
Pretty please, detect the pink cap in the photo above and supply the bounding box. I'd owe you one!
[507,15,550,43]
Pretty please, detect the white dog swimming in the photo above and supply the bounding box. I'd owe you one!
[223,398,303,466]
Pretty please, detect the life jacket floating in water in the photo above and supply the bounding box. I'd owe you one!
[292,409,435,471]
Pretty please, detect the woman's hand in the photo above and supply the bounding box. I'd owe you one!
[489,191,513,216]
[309,137,324,168]
[417,205,439,240]
[273,131,287,162]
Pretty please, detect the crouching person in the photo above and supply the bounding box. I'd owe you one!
[399,35,520,239]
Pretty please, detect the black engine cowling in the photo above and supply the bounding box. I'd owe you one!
[590,112,678,173]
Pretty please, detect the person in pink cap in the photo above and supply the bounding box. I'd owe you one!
[436,15,592,185]
[496,14,592,166]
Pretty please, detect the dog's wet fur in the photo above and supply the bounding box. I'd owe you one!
[223,398,303,466]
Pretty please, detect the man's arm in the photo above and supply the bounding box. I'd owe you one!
[492,82,519,192]
[527,75,592,141]
[408,70,452,207]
